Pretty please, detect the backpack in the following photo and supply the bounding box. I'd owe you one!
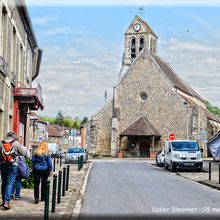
[1,140,16,163]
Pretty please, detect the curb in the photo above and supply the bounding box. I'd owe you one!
[70,162,93,219]
[198,180,220,191]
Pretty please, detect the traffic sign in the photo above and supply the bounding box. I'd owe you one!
[169,133,175,140]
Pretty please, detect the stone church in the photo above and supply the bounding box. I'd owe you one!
[81,15,220,158]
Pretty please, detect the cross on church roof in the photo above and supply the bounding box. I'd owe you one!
[138,7,145,18]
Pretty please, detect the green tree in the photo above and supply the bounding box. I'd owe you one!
[40,116,56,124]
[55,111,65,126]
[206,101,220,117]
[81,117,88,125]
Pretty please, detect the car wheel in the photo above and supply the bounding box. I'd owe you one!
[171,162,176,172]
[164,161,168,170]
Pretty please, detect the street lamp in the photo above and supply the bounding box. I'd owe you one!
[184,101,189,139]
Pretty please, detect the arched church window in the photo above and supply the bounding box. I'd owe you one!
[131,38,136,58]
[139,38,144,52]
[150,38,153,52]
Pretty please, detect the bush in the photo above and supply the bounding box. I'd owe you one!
[21,159,34,189]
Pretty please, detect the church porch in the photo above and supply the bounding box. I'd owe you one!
[119,117,161,158]
[119,135,160,158]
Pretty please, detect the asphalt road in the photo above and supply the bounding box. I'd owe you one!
[79,160,220,219]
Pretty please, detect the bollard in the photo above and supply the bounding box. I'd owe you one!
[57,171,62,204]
[44,180,50,220]
[78,155,83,171]
[78,156,80,171]
[60,153,62,167]
[66,165,70,191]
[51,174,57,213]
[219,164,220,184]
[53,157,56,172]
[62,167,66,197]
[209,161,212,180]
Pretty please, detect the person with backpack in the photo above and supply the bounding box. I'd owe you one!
[31,140,52,204]
[11,136,30,200]
[0,132,27,210]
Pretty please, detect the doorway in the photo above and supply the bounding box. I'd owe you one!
[139,141,150,157]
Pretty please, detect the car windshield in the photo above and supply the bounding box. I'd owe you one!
[171,142,199,151]
[67,148,84,153]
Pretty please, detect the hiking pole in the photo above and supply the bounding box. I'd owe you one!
[57,170,62,204]
[209,161,212,181]
[57,155,59,164]
[53,157,56,172]
[44,180,50,220]
[60,153,62,167]
[51,174,57,213]
[62,167,66,197]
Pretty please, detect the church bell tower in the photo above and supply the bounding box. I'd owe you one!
[118,15,158,78]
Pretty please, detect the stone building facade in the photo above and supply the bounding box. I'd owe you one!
[0,0,43,145]
[81,15,220,158]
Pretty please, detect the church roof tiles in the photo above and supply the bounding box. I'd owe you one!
[151,53,205,102]
[121,117,161,136]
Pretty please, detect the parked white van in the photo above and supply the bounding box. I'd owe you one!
[164,140,203,172]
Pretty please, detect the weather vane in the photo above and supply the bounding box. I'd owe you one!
[139,7,145,18]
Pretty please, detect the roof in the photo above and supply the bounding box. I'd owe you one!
[204,109,220,123]
[120,117,161,136]
[135,15,157,37]
[46,124,62,137]
[207,131,220,144]
[151,53,205,102]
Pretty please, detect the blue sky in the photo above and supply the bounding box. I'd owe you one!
[26,3,220,118]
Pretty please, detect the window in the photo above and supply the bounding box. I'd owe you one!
[131,38,136,58]
[150,38,153,52]
[153,39,156,53]
[2,6,8,59]
[139,38,144,52]
[139,92,148,101]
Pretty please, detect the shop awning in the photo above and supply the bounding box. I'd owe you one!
[13,83,44,110]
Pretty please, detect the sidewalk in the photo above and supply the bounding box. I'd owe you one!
[176,160,220,190]
[0,161,92,219]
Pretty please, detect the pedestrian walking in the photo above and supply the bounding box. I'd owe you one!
[11,136,30,200]
[0,132,27,210]
[31,141,52,204]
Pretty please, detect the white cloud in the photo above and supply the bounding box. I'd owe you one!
[32,15,58,26]
[164,38,220,52]
[33,29,121,118]
[159,37,220,107]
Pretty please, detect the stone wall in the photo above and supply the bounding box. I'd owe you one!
[90,100,113,156]
[116,50,188,142]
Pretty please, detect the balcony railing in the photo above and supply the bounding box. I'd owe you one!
[0,56,8,76]
[14,83,44,110]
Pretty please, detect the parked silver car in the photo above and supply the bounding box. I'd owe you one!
[156,149,164,167]
[65,147,87,164]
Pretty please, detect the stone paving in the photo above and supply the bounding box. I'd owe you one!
[0,160,91,219]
